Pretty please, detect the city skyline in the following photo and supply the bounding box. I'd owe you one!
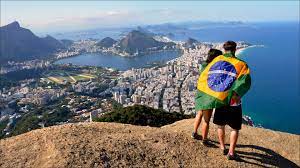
[1,1,299,33]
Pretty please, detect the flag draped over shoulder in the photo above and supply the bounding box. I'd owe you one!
[195,53,251,111]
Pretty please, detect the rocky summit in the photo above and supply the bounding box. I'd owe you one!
[0,119,299,168]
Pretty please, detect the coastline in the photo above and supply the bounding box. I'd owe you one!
[54,49,182,63]
[236,44,264,57]
[54,41,257,65]
[236,47,247,56]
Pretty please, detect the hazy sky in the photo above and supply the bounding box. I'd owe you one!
[1,1,299,33]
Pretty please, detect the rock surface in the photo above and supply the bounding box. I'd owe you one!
[1,119,299,168]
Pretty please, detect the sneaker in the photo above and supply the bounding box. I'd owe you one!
[191,132,199,139]
[227,153,239,160]
[201,139,209,146]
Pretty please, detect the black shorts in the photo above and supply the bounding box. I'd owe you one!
[213,105,242,130]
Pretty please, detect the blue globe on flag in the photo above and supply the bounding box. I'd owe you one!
[207,61,237,92]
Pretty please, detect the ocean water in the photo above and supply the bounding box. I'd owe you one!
[189,22,299,134]
[239,24,300,135]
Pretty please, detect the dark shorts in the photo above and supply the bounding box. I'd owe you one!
[213,105,242,130]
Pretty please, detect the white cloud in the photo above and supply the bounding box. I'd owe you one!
[106,11,121,16]
[21,10,132,32]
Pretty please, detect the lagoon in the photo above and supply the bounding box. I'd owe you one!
[54,51,182,71]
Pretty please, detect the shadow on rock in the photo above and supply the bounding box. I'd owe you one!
[235,144,299,168]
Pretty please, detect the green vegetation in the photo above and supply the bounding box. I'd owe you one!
[0,76,17,88]
[94,105,192,127]
[110,99,123,111]
[0,119,9,139]
[10,114,41,136]
[2,68,46,81]
[9,99,72,138]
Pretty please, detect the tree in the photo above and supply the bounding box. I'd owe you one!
[94,105,192,127]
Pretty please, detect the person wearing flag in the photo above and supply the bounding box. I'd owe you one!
[192,49,223,145]
[195,41,251,160]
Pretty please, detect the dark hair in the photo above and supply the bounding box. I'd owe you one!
[207,49,222,63]
[223,41,237,52]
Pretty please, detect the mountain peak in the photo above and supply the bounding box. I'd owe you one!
[117,30,165,55]
[128,30,145,36]
[0,21,64,63]
[2,21,21,30]
[97,37,117,48]
[186,37,198,44]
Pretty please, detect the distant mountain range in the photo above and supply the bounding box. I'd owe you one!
[0,21,207,62]
[0,21,65,63]
[48,20,250,41]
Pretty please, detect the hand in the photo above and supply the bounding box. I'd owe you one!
[230,92,241,106]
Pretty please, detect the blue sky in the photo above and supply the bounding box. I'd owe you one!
[1,1,299,33]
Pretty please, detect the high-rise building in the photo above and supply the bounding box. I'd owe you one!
[131,95,141,104]
[119,95,127,104]
[113,91,120,101]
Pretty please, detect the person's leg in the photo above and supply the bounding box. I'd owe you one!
[228,129,239,155]
[227,105,242,158]
[217,125,226,150]
[193,110,203,134]
[201,109,212,140]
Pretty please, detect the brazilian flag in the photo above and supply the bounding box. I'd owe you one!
[195,53,251,111]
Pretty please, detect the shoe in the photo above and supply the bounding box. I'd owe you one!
[227,153,239,160]
[191,132,199,139]
[201,139,209,146]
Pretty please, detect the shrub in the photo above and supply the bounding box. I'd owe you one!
[94,105,192,127]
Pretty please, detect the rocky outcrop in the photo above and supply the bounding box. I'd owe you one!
[0,119,299,168]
